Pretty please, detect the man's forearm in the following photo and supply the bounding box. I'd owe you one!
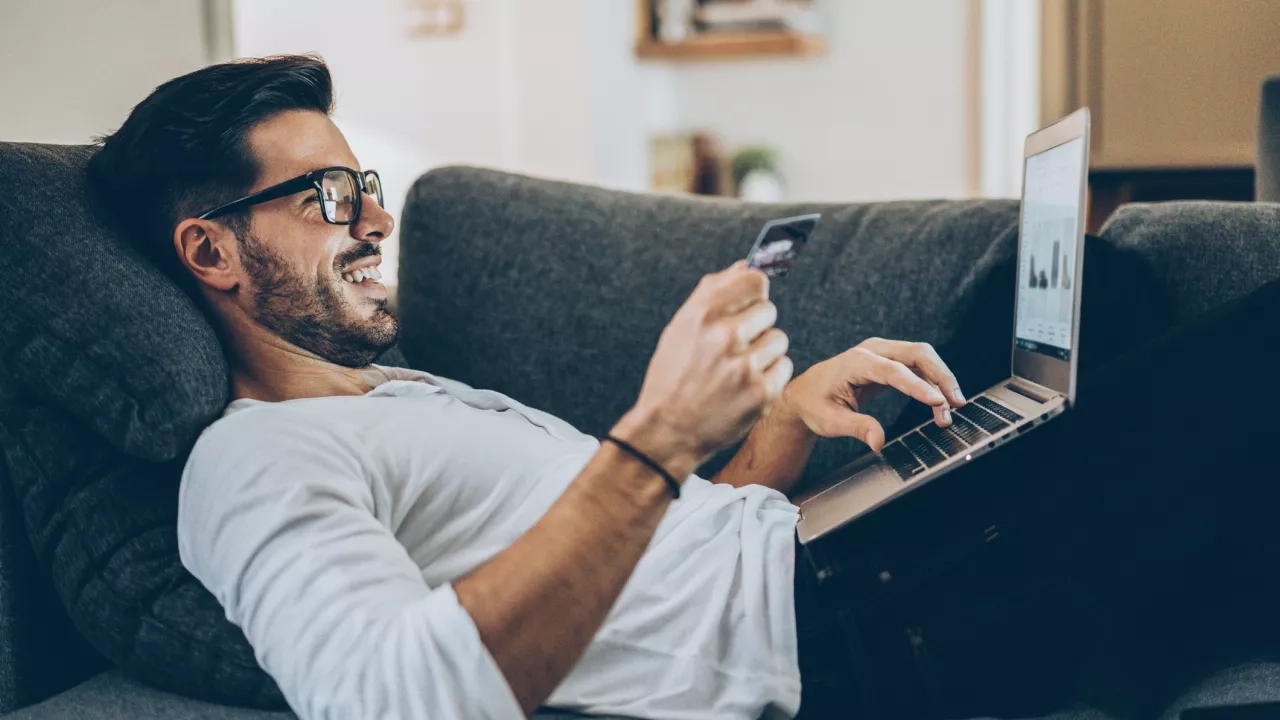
[454,410,696,714]
[713,398,817,495]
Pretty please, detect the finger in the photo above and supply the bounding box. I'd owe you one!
[861,338,965,406]
[860,354,947,408]
[761,355,794,400]
[710,267,770,317]
[734,302,779,351]
[814,407,886,451]
[931,399,953,428]
[745,328,788,371]
[694,261,750,298]
[910,369,953,427]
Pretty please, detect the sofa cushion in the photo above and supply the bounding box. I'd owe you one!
[0,143,228,462]
[0,445,107,713]
[5,670,633,720]
[4,671,294,720]
[397,167,1023,483]
[1159,661,1280,720]
[0,141,296,710]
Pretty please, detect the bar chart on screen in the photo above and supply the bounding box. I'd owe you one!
[1016,136,1084,357]
[1017,212,1077,350]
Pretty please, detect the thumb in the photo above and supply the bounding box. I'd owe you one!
[816,408,886,451]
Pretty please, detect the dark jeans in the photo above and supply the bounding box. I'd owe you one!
[794,259,1280,719]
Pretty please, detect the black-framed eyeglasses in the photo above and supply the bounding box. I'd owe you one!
[197,167,383,225]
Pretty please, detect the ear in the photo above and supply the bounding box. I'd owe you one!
[174,218,240,293]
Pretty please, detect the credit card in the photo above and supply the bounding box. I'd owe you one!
[745,213,821,278]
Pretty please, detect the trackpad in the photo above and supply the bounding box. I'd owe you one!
[797,458,901,543]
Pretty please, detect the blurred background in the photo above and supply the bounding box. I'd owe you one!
[3,0,1278,282]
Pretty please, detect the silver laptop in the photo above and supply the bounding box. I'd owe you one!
[796,108,1092,545]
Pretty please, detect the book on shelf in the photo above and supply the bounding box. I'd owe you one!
[694,0,821,35]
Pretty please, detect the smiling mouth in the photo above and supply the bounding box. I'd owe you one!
[341,264,384,284]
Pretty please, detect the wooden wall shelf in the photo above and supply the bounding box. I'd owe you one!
[636,31,826,60]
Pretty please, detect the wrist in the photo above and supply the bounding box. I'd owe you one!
[610,405,701,482]
[776,383,815,437]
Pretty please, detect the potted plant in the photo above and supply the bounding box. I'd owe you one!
[732,145,785,202]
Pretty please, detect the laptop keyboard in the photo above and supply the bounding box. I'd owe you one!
[954,403,1011,434]
[881,441,925,479]
[880,396,1025,481]
[920,421,966,456]
[974,396,1025,423]
[904,431,946,468]
[947,413,987,445]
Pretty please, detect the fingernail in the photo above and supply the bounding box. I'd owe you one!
[954,389,966,404]
[942,408,952,424]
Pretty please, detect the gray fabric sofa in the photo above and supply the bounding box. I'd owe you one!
[2,140,1280,719]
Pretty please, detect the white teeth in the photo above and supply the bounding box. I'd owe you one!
[342,265,384,284]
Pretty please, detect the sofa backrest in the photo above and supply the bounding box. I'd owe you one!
[1100,200,1280,320]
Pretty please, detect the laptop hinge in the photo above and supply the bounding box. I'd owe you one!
[1005,379,1058,404]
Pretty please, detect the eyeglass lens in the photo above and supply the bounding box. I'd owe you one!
[321,170,359,223]
[363,171,383,209]
[319,169,384,223]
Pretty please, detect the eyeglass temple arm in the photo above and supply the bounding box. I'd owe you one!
[197,175,318,220]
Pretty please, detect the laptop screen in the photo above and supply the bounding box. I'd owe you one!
[1014,137,1086,362]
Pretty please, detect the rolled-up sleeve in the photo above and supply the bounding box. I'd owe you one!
[177,419,522,720]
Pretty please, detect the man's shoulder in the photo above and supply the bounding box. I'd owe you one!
[197,398,337,451]
[184,398,366,489]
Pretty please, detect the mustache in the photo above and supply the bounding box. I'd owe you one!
[334,243,381,271]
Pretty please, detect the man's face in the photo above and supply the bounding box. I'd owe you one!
[229,110,399,367]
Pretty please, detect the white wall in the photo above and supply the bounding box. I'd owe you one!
[666,0,976,202]
[0,0,210,144]
[232,0,988,206]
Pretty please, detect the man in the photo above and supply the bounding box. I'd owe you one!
[88,54,964,719]
[90,55,1280,720]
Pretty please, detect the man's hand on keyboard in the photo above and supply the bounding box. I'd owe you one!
[779,338,965,451]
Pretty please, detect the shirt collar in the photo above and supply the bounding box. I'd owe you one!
[224,364,444,417]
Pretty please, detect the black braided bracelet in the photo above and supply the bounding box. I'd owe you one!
[602,435,682,499]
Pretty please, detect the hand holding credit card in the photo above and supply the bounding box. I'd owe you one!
[745,213,821,278]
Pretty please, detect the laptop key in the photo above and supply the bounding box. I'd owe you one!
[881,440,925,481]
[949,413,988,444]
[955,403,1009,434]
[920,422,967,456]
[904,431,946,468]
[975,396,1025,422]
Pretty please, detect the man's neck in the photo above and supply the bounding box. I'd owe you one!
[228,326,374,403]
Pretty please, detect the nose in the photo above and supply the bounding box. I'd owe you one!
[350,191,394,243]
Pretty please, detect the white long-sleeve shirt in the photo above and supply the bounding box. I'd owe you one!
[178,366,801,720]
